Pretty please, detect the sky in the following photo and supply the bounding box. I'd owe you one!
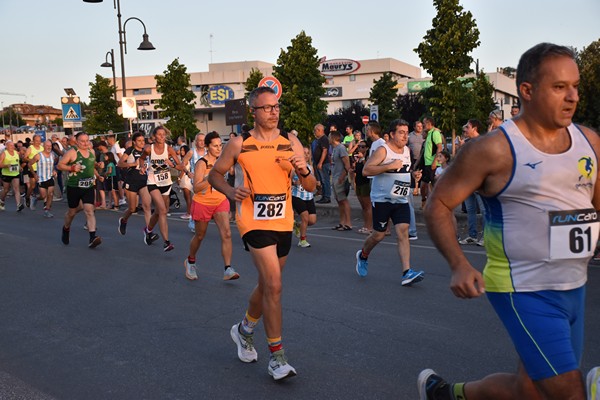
[1,0,598,110]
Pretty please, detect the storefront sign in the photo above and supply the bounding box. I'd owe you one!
[319,59,360,76]
[208,85,235,105]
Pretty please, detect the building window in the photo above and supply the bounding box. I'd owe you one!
[133,88,152,95]
[150,99,160,104]
[349,75,356,82]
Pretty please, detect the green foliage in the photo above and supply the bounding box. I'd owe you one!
[396,93,426,127]
[469,71,496,125]
[325,102,369,133]
[244,68,264,127]
[369,72,401,131]
[83,74,124,134]
[415,0,480,134]
[1,107,25,128]
[155,58,199,140]
[273,31,327,145]
[575,39,600,131]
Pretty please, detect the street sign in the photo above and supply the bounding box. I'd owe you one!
[62,103,82,122]
[370,105,379,122]
[362,116,369,125]
[225,99,247,125]
[258,76,282,100]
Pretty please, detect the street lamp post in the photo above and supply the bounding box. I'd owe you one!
[101,49,117,103]
[83,0,155,99]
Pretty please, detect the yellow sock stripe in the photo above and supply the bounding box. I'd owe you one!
[509,293,558,376]
[245,311,259,323]
[267,336,282,345]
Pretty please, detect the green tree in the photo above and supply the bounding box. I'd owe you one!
[369,72,401,131]
[244,68,264,127]
[325,102,369,134]
[396,93,426,128]
[83,74,124,134]
[575,39,600,131]
[273,31,327,144]
[469,70,496,126]
[1,107,25,128]
[415,0,480,142]
[155,58,199,140]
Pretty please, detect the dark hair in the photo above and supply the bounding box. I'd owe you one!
[346,124,353,130]
[516,43,575,98]
[439,150,451,162]
[105,151,116,164]
[152,125,169,137]
[329,131,342,143]
[248,86,276,107]
[180,145,190,154]
[467,119,483,133]
[366,121,381,137]
[388,119,410,134]
[131,131,145,142]
[205,131,221,146]
[423,116,435,125]
[75,131,87,140]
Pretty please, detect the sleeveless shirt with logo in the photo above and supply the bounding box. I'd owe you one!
[28,144,43,172]
[147,144,171,187]
[193,158,226,207]
[483,120,598,292]
[66,150,96,189]
[234,132,294,236]
[370,143,412,204]
[1,150,20,176]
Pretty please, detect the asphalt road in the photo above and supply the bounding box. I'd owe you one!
[0,199,599,399]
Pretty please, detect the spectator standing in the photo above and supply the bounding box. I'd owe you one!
[313,124,331,203]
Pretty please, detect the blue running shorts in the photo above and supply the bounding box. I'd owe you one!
[487,286,585,381]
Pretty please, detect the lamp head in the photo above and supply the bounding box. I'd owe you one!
[138,33,155,51]
[82,0,103,2]
[101,62,113,68]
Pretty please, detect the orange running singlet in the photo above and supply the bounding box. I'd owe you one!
[192,158,226,207]
[235,131,295,236]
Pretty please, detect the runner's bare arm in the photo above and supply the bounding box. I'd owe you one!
[208,135,248,201]
[289,134,316,192]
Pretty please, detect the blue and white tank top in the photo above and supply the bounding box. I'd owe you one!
[483,120,598,292]
[37,152,55,183]
[370,144,411,204]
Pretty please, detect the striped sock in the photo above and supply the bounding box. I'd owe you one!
[240,311,259,336]
[267,336,283,353]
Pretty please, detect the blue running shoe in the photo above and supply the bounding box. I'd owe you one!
[355,250,368,277]
[402,268,425,286]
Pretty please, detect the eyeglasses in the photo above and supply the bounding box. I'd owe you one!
[253,104,280,113]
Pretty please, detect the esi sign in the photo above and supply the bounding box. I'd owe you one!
[319,58,361,76]
[208,85,235,105]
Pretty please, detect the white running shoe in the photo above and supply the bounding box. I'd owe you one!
[184,259,198,280]
[297,239,311,248]
[268,350,297,381]
[230,323,257,363]
[223,267,240,281]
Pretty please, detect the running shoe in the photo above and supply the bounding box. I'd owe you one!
[118,198,127,206]
[402,268,425,286]
[17,202,24,212]
[0,201,5,211]
[118,217,127,235]
[61,226,70,245]
[417,369,449,400]
[163,241,175,252]
[588,366,600,400]
[180,213,190,220]
[355,250,368,277]
[409,234,418,241]
[30,196,37,210]
[143,228,159,245]
[83,223,88,230]
[477,237,485,247]
[89,236,102,249]
[293,221,300,238]
[268,350,297,381]
[230,323,258,363]
[458,236,478,245]
[223,266,240,281]
[297,239,311,248]
[44,210,54,218]
[184,259,198,280]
